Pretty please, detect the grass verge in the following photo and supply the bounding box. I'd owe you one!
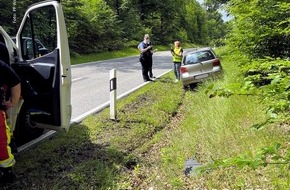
[3,46,288,189]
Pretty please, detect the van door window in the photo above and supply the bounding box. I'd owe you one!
[20,6,57,60]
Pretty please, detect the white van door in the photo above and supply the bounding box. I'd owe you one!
[12,1,72,132]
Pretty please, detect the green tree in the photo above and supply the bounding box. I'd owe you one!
[0,0,43,35]
[180,0,209,44]
[104,0,122,15]
[0,0,13,34]
[81,0,123,51]
[204,0,227,46]
[0,0,228,54]
[227,0,290,58]
[61,0,90,53]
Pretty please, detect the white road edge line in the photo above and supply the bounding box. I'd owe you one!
[17,69,172,153]
[72,77,84,82]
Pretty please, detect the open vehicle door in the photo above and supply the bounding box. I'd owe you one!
[11,0,71,139]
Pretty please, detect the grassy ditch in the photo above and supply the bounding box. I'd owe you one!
[3,47,289,189]
[133,48,289,189]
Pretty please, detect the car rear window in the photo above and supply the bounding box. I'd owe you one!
[183,50,215,65]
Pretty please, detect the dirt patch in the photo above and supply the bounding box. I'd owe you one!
[119,93,155,114]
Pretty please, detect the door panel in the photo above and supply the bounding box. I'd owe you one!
[12,49,61,126]
[14,1,71,131]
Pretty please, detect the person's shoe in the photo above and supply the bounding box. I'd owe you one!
[0,167,16,184]
[174,79,179,83]
[144,78,153,82]
[150,76,156,79]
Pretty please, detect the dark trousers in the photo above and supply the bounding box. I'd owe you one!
[148,56,153,78]
[141,60,150,81]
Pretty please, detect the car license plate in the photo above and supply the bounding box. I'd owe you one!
[195,74,209,79]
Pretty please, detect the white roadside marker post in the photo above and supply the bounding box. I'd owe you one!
[110,69,117,120]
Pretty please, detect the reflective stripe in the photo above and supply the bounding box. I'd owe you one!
[0,111,15,168]
[0,157,15,168]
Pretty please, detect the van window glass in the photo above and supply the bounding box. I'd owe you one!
[20,5,57,60]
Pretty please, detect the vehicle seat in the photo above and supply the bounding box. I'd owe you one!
[0,42,10,65]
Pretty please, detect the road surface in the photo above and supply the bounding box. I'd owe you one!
[71,50,173,121]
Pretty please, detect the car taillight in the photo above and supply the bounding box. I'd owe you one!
[180,66,188,73]
[213,59,220,66]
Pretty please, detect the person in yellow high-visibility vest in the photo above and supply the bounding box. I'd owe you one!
[171,41,183,83]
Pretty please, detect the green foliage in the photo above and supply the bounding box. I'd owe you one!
[196,1,290,178]
[227,0,290,58]
[207,56,290,124]
[0,0,14,33]
[1,0,44,35]
[204,0,227,45]
[62,0,123,54]
[0,0,226,54]
[182,0,209,44]
[196,142,289,173]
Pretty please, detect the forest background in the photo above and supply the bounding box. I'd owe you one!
[0,0,227,55]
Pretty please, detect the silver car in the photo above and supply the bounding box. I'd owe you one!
[180,47,222,88]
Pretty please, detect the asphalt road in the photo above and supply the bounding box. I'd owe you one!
[71,50,173,121]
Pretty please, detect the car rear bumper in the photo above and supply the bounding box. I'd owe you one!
[180,68,222,86]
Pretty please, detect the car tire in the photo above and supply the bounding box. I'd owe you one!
[189,83,198,90]
[13,103,44,146]
[183,85,187,89]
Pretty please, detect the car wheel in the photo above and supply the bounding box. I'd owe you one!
[14,103,44,146]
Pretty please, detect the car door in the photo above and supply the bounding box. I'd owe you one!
[12,1,72,131]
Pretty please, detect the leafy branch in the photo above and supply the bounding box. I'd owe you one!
[207,58,290,123]
[195,143,290,174]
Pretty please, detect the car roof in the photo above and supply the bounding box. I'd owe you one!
[186,47,214,54]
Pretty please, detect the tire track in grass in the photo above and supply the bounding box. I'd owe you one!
[123,90,187,189]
